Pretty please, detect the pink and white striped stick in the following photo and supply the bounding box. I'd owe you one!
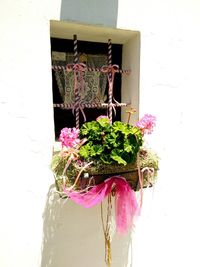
[73,34,78,64]
[108,39,113,123]
[53,102,129,109]
[73,34,80,129]
[52,65,131,74]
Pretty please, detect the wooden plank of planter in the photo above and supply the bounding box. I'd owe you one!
[78,169,139,191]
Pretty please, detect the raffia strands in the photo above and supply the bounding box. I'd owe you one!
[108,39,113,123]
[73,34,80,129]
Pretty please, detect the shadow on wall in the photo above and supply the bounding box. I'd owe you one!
[41,185,133,267]
[60,0,119,27]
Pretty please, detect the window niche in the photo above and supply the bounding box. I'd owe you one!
[50,21,140,139]
[51,38,122,138]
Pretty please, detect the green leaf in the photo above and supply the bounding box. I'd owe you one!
[104,132,121,148]
[112,121,125,132]
[97,117,110,128]
[124,142,133,152]
[90,145,104,156]
[80,121,101,137]
[111,154,127,165]
[121,151,135,164]
[99,152,114,164]
[112,121,135,136]
[79,143,91,159]
[110,149,127,165]
[81,127,89,136]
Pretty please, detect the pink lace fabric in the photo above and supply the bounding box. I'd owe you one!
[64,176,140,234]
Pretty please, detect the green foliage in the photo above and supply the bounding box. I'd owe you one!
[79,118,143,165]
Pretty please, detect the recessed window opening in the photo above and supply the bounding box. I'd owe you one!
[51,37,122,139]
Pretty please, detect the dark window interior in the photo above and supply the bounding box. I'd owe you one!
[51,37,122,139]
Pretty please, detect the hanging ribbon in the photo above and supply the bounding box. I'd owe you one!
[101,65,120,121]
[66,63,87,125]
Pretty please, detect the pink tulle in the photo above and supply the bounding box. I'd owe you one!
[64,176,140,234]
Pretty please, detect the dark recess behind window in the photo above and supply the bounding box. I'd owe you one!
[51,37,122,139]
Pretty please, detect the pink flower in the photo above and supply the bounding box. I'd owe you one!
[136,114,156,135]
[59,127,80,148]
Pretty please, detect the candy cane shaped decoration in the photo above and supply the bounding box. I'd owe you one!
[73,34,80,128]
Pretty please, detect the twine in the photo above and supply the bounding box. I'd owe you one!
[101,193,113,267]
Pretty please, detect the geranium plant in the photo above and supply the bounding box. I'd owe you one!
[51,113,158,191]
[79,116,143,165]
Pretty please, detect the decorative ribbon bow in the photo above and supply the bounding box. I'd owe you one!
[64,176,139,234]
[101,64,119,78]
[66,63,87,73]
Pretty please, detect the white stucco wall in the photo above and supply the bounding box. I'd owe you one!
[0,1,61,266]
[1,0,200,267]
[117,1,200,266]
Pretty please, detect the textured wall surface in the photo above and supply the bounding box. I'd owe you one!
[117,0,200,266]
[0,0,200,266]
[0,1,59,266]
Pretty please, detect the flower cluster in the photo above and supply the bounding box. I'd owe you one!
[59,127,80,148]
[136,114,156,135]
